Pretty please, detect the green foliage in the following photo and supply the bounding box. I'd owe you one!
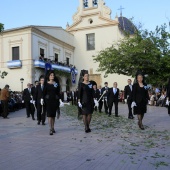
[0,23,4,33]
[54,70,70,78]
[93,23,170,86]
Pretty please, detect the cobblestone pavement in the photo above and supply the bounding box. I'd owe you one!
[0,104,170,170]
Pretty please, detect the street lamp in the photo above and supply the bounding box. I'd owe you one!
[20,78,24,92]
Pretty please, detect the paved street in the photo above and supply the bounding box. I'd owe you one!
[0,104,170,170]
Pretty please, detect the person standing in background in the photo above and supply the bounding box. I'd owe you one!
[101,82,109,114]
[22,83,35,120]
[34,76,46,125]
[124,79,134,119]
[93,84,100,112]
[98,85,103,113]
[107,82,119,117]
[0,85,10,118]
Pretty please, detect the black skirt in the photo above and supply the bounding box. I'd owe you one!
[134,99,147,115]
[46,99,59,117]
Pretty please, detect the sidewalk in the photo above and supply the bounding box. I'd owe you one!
[0,104,170,170]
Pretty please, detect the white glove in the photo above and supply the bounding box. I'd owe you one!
[59,99,64,107]
[22,100,24,103]
[78,102,82,108]
[32,100,35,105]
[94,99,99,107]
[40,99,44,105]
[166,99,169,106]
[124,99,127,103]
[30,100,33,103]
[131,101,137,108]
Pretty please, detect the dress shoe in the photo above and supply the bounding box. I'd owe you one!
[42,122,46,125]
[128,116,134,119]
[37,121,40,125]
[88,128,91,132]
[52,129,56,133]
[3,117,9,119]
[27,116,30,118]
[115,115,119,117]
[49,129,53,135]
[32,118,35,120]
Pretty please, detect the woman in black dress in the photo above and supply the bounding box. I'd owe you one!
[78,73,97,133]
[44,71,63,135]
[132,73,149,130]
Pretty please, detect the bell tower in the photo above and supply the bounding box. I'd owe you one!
[72,0,111,23]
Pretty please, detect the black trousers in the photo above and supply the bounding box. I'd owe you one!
[25,101,35,118]
[103,99,108,113]
[37,103,46,123]
[168,105,170,115]
[1,100,8,118]
[127,100,133,117]
[98,100,103,112]
[109,101,118,116]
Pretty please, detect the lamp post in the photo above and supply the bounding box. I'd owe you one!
[20,78,24,92]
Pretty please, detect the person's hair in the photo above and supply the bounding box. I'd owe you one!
[39,75,45,81]
[104,82,108,84]
[5,85,9,89]
[128,79,131,81]
[45,70,60,87]
[35,81,39,84]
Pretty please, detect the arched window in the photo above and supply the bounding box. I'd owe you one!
[83,0,88,8]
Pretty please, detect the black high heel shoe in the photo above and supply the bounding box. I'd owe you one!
[52,129,56,133]
[49,129,53,135]
[88,128,91,132]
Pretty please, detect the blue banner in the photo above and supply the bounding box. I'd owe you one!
[71,67,76,84]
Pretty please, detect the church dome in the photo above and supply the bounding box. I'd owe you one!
[118,16,136,35]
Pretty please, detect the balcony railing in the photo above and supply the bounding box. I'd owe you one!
[34,60,78,74]
[7,60,22,69]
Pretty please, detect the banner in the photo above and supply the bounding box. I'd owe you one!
[71,67,76,84]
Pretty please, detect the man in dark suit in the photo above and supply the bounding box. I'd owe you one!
[98,85,103,113]
[107,82,119,117]
[22,83,35,120]
[101,82,109,114]
[93,85,100,111]
[124,79,134,119]
[34,77,46,125]
[31,81,39,118]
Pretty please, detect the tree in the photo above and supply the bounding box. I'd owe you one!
[93,24,170,86]
[0,23,4,32]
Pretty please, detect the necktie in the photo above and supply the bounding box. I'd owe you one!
[129,85,132,91]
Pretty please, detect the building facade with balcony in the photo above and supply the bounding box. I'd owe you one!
[0,26,77,91]
[0,0,135,91]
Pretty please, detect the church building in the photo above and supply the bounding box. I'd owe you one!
[0,0,134,91]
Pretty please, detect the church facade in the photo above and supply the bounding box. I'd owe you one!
[0,0,134,91]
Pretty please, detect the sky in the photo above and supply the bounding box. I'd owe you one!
[0,0,170,31]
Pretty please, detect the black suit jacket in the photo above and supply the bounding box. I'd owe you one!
[93,89,100,100]
[107,88,119,104]
[34,85,44,103]
[124,85,133,101]
[22,88,33,102]
[132,83,149,103]
[101,87,109,98]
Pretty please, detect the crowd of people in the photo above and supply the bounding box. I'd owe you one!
[1,70,170,134]
[39,56,76,69]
